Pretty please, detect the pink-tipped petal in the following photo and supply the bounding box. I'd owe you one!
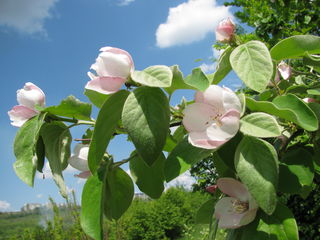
[8,105,38,127]
[215,18,235,42]
[183,103,217,132]
[75,170,92,179]
[195,85,224,113]
[217,178,250,202]
[188,131,227,149]
[17,82,45,109]
[85,76,126,95]
[206,109,240,141]
[222,87,241,112]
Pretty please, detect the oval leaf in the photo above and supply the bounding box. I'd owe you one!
[246,94,318,131]
[230,41,273,93]
[131,65,173,87]
[184,67,210,91]
[164,65,195,95]
[122,87,170,166]
[104,167,134,220]
[81,174,103,240]
[129,152,165,199]
[84,89,110,108]
[164,137,214,182]
[240,112,282,138]
[235,136,278,215]
[88,90,129,173]
[270,35,320,61]
[208,47,232,84]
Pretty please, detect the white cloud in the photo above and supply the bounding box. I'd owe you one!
[156,0,232,48]
[165,171,196,190]
[0,0,59,34]
[36,194,43,199]
[118,0,135,6]
[0,200,10,211]
[200,48,222,73]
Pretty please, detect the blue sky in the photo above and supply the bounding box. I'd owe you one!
[0,0,244,211]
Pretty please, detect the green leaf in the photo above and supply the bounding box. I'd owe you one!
[122,87,170,166]
[88,90,129,173]
[40,122,72,198]
[131,65,173,87]
[104,167,134,220]
[13,115,45,187]
[230,41,273,93]
[208,47,232,84]
[184,67,210,91]
[235,136,278,215]
[36,136,45,173]
[279,148,314,194]
[129,153,165,199]
[307,88,320,95]
[81,174,103,240]
[84,89,110,108]
[270,35,320,61]
[44,95,92,121]
[164,65,195,95]
[233,203,298,240]
[164,137,214,182]
[240,112,282,138]
[246,94,318,131]
[163,134,177,152]
[195,198,216,224]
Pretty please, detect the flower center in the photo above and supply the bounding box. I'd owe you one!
[210,113,223,127]
[232,199,249,214]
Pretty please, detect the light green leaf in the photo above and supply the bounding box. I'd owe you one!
[164,65,195,95]
[84,89,110,108]
[184,67,210,91]
[13,114,45,187]
[208,47,232,84]
[164,137,214,182]
[81,174,104,240]
[240,112,282,138]
[279,148,314,194]
[270,35,320,61]
[44,95,92,121]
[88,90,129,173]
[246,94,318,131]
[40,122,72,198]
[307,88,320,95]
[230,41,273,93]
[195,198,216,224]
[131,65,173,87]
[235,136,278,215]
[129,153,165,199]
[104,167,134,220]
[122,87,170,166]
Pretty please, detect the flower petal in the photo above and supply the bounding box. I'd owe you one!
[85,76,126,95]
[217,178,250,202]
[17,82,45,109]
[238,208,258,227]
[68,144,90,172]
[8,105,38,127]
[182,103,217,132]
[75,170,92,179]
[194,85,224,113]
[188,131,227,149]
[214,197,238,218]
[278,61,291,80]
[222,87,241,112]
[218,212,246,229]
[206,109,240,141]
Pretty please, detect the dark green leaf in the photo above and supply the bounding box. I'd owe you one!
[270,35,320,61]
[122,87,170,166]
[44,95,92,121]
[104,167,134,220]
[208,47,232,84]
[195,198,216,224]
[235,136,278,215]
[36,136,45,173]
[129,153,165,199]
[88,90,129,173]
[164,137,214,182]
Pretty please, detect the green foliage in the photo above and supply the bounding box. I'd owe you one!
[131,65,173,87]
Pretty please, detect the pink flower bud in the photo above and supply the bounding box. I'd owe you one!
[17,82,45,109]
[85,47,134,95]
[277,61,291,80]
[68,143,90,172]
[215,18,235,42]
[206,185,218,193]
[303,98,317,103]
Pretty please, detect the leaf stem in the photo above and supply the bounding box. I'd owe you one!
[112,153,138,168]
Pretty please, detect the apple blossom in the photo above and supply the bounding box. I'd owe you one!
[215,18,235,42]
[214,178,258,229]
[303,97,317,103]
[182,85,241,149]
[8,82,45,127]
[69,143,90,172]
[85,47,134,95]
